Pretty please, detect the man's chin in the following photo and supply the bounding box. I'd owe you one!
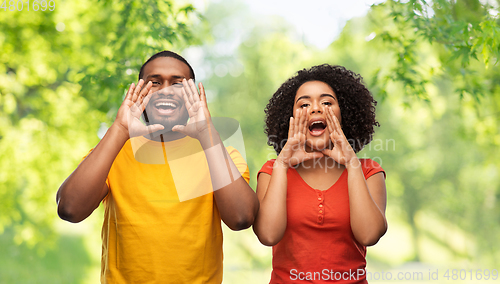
[143,115,188,136]
[142,126,180,140]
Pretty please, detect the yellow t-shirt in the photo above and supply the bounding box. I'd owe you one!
[94,135,250,283]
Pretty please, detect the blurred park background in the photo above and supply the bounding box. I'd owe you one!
[1,0,500,283]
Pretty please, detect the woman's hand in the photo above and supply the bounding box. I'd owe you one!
[322,107,358,167]
[277,108,324,168]
[114,79,165,138]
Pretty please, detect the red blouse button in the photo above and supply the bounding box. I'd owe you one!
[319,210,323,214]
[318,197,322,201]
[319,204,323,208]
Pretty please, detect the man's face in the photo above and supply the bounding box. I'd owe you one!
[141,56,192,133]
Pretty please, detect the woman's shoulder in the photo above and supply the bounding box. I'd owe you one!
[358,158,386,179]
[258,159,276,176]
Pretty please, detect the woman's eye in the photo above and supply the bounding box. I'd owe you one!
[322,102,332,106]
[300,104,309,108]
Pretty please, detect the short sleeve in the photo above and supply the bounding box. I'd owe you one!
[227,146,250,184]
[360,159,386,179]
[257,159,276,178]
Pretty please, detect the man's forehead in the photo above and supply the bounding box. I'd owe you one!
[142,57,191,78]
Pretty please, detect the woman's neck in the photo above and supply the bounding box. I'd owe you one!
[297,156,345,174]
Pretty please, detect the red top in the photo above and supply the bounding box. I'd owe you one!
[258,159,385,284]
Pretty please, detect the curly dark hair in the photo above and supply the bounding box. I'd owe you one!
[264,64,379,154]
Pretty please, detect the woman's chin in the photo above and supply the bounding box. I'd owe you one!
[306,138,330,152]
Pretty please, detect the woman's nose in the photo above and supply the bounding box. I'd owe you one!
[310,102,323,114]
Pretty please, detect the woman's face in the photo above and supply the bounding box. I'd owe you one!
[293,80,342,151]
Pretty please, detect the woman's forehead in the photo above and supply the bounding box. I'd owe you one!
[295,81,336,100]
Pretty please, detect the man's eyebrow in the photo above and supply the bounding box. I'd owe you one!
[145,74,186,80]
[145,74,162,80]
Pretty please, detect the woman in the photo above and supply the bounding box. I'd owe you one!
[253,64,387,283]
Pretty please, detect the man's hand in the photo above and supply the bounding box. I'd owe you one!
[114,79,165,138]
[172,79,214,141]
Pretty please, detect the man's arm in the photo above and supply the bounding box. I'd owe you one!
[56,124,128,222]
[172,79,259,230]
[56,80,162,223]
[199,132,259,230]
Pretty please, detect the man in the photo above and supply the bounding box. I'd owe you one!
[56,51,259,283]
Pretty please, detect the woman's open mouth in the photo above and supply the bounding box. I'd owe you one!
[308,120,326,136]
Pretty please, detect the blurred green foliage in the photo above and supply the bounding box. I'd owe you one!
[0,227,93,283]
[372,0,500,101]
[1,0,499,283]
[1,0,198,281]
[368,0,500,264]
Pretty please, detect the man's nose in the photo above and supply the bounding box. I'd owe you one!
[156,85,177,96]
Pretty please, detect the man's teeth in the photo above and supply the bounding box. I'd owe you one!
[155,102,177,108]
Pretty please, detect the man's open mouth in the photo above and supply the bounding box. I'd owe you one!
[154,100,178,115]
[308,120,326,136]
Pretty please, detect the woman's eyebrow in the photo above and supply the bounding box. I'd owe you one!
[320,94,336,100]
[295,95,311,104]
[296,94,335,103]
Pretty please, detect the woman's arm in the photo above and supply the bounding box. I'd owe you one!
[253,162,289,246]
[346,160,387,246]
[323,107,387,246]
[253,109,323,246]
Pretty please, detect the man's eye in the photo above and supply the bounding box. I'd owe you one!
[151,81,160,86]
[173,82,184,87]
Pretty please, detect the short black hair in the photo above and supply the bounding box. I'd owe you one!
[264,64,379,154]
[138,50,195,81]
